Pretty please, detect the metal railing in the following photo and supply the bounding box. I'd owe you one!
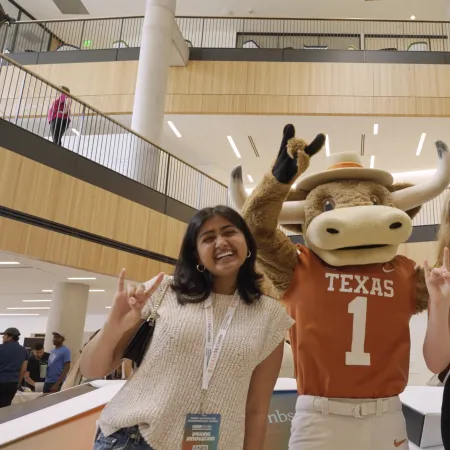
[0,15,450,54]
[0,52,228,211]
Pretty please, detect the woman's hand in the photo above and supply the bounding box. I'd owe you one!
[424,247,450,305]
[107,269,164,332]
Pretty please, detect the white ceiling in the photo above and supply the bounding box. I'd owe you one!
[13,0,450,22]
[157,114,450,189]
[0,250,138,316]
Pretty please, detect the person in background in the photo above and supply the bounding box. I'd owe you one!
[81,205,294,450]
[44,332,71,394]
[0,328,28,407]
[422,243,450,449]
[25,343,49,392]
[47,86,71,146]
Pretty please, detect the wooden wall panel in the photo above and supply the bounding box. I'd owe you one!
[398,241,438,265]
[0,146,186,259]
[20,60,450,117]
[0,216,174,282]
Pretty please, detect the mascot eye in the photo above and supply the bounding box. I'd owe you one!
[371,196,380,205]
[322,199,335,212]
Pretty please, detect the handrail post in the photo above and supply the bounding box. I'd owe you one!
[118,17,125,46]
[77,105,86,155]
[163,156,171,214]
[14,72,26,124]
[79,20,86,49]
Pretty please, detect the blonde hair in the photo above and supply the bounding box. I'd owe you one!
[435,192,450,266]
[59,86,70,94]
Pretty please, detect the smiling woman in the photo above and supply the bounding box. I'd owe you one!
[80,205,294,450]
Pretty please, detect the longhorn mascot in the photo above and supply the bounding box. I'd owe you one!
[229,124,450,450]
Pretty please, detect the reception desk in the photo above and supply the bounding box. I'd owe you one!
[0,380,445,449]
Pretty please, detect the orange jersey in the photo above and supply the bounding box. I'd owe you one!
[283,244,417,399]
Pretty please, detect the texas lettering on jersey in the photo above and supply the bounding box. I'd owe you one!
[325,273,394,298]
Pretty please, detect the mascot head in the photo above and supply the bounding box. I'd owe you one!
[229,125,450,267]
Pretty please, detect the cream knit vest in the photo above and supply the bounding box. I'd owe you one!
[98,276,294,450]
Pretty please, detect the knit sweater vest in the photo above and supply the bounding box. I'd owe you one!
[98,276,294,450]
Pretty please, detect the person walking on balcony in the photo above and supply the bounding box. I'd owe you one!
[80,205,294,450]
[48,86,72,146]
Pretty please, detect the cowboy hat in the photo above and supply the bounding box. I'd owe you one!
[296,152,394,191]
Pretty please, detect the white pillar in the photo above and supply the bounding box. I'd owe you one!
[128,0,176,190]
[132,0,176,144]
[44,283,89,360]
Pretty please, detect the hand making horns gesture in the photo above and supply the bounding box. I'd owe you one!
[108,269,165,331]
[424,247,450,305]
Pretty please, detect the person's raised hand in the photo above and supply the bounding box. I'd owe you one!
[424,247,450,305]
[107,269,165,332]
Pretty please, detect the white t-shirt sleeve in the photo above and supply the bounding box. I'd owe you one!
[257,299,295,365]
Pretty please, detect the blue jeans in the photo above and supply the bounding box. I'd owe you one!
[94,426,153,450]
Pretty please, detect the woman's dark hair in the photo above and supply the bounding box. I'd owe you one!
[171,205,263,305]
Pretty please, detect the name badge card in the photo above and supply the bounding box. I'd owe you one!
[182,414,221,450]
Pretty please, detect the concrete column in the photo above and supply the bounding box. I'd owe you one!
[44,283,89,360]
[128,0,176,189]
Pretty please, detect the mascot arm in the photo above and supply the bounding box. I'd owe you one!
[415,266,429,314]
[237,124,325,295]
[242,172,299,295]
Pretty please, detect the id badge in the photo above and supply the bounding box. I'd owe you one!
[182,413,221,450]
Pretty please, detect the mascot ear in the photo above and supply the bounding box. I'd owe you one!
[305,133,326,157]
[388,183,422,220]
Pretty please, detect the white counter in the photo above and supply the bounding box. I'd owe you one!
[0,381,126,447]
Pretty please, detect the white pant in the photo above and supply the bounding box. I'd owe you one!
[289,395,409,450]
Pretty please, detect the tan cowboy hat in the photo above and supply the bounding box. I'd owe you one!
[296,152,394,191]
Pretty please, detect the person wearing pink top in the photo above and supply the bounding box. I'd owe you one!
[48,86,72,146]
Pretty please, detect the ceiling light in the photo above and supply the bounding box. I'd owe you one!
[416,133,426,156]
[227,136,241,159]
[245,188,254,195]
[325,135,330,157]
[105,306,112,309]
[0,261,20,265]
[167,121,182,138]
[71,128,80,136]
[41,290,53,293]
[89,289,105,292]
[247,175,254,183]
[22,300,51,303]
[410,15,416,20]
[67,277,96,280]
[0,314,40,316]
[370,155,375,168]
[373,124,378,135]
[7,307,50,310]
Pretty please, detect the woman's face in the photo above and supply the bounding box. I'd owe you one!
[196,214,248,279]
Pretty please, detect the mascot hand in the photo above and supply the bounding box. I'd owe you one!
[272,124,326,184]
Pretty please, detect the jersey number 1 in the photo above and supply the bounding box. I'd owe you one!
[345,296,371,366]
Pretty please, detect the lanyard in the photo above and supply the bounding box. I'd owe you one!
[202,292,239,391]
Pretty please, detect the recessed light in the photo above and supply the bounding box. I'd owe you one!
[370,155,375,168]
[71,128,80,136]
[105,306,112,309]
[247,175,254,183]
[89,289,105,292]
[410,15,416,20]
[0,314,40,316]
[245,188,254,195]
[373,124,378,135]
[7,307,50,310]
[41,290,53,293]
[67,277,96,280]
[227,136,241,159]
[167,121,182,138]
[0,261,20,265]
[325,135,330,157]
[416,133,426,156]
[22,300,51,303]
